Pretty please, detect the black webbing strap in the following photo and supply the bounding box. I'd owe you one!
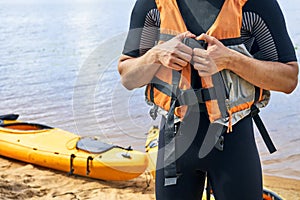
[252,87,276,154]
[151,77,173,97]
[68,154,76,175]
[254,86,261,102]
[183,37,207,51]
[163,70,180,186]
[86,156,94,175]
[251,105,277,154]
[211,73,228,119]
[164,101,178,186]
[177,87,217,105]
[184,37,228,119]
[159,33,174,42]
[149,83,155,103]
[151,76,217,105]
[160,33,242,49]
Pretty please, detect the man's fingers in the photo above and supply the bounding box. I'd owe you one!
[166,54,189,70]
[176,31,196,40]
[174,31,195,55]
[193,48,209,63]
[193,56,208,66]
[173,56,188,67]
[159,31,197,69]
[178,43,193,56]
[176,49,192,62]
[167,33,194,59]
[196,33,216,45]
[193,48,207,57]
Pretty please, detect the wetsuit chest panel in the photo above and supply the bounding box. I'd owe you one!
[177,0,224,35]
[175,0,224,89]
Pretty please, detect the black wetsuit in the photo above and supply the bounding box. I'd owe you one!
[122,0,297,199]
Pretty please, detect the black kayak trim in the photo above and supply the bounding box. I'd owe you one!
[0,114,19,121]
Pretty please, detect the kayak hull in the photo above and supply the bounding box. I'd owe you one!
[0,117,148,181]
[145,126,159,178]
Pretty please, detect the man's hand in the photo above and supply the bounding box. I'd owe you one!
[152,31,195,71]
[192,33,232,77]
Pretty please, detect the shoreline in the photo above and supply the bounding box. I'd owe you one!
[1,156,299,200]
[263,175,300,200]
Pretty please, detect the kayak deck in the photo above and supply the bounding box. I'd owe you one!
[0,115,148,181]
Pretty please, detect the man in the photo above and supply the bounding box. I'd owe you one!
[118,0,298,199]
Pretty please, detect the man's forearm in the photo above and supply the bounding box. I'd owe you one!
[227,49,298,94]
[118,51,161,90]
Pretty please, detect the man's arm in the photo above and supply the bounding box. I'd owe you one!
[118,53,161,90]
[193,34,298,94]
[118,32,194,90]
[226,51,298,94]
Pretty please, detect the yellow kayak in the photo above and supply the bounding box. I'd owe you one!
[145,126,283,200]
[145,125,159,178]
[0,114,148,181]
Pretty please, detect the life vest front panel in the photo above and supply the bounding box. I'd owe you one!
[146,0,270,130]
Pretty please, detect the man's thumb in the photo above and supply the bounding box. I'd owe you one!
[176,31,196,41]
[196,33,215,44]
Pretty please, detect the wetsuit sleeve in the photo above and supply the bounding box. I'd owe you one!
[243,0,297,63]
[122,0,158,58]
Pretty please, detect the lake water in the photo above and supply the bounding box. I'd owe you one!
[0,0,299,180]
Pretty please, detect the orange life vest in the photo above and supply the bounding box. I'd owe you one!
[146,0,270,132]
[145,0,276,187]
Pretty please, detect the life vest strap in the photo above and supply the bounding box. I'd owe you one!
[151,76,217,105]
[159,34,207,50]
[159,33,243,48]
[182,37,207,50]
[159,33,175,43]
[251,105,277,154]
[178,88,217,105]
[163,71,181,186]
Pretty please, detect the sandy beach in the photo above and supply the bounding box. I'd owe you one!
[0,156,299,200]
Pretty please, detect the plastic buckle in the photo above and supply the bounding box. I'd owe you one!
[251,105,260,117]
[164,177,177,186]
[214,135,224,151]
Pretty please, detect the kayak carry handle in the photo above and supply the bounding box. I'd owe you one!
[86,156,94,175]
[68,154,76,175]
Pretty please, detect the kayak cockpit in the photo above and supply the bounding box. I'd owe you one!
[76,136,133,155]
[0,114,53,133]
[0,122,53,131]
[76,137,115,153]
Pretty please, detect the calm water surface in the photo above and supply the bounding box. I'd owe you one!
[0,0,299,180]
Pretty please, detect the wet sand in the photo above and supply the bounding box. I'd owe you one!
[0,156,299,200]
